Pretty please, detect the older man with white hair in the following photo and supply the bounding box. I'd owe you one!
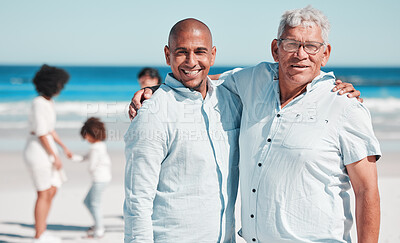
[219,5,381,243]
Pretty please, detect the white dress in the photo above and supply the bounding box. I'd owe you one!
[23,96,66,191]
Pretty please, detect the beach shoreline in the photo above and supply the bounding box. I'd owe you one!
[1,124,399,242]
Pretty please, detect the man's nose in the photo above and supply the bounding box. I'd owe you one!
[295,45,308,59]
[185,52,197,66]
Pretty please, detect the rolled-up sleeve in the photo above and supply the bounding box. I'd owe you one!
[339,102,382,165]
[124,104,167,243]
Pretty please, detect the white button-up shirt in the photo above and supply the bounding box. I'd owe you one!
[124,74,242,243]
[220,62,381,243]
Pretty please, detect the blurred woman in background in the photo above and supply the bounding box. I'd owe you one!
[23,64,72,243]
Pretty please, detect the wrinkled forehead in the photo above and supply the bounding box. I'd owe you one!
[283,20,318,32]
[281,23,323,40]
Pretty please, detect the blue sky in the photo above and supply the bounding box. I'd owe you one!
[1,0,399,67]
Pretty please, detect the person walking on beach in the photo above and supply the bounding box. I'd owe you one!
[124,18,242,243]
[137,67,162,88]
[70,117,112,239]
[23,64,72,243]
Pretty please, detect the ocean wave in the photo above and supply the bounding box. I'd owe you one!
[0,101,131,129]
[1,98,399,129]
[54,101,130,116]
[0,101,130,116]
[363,97,400,113]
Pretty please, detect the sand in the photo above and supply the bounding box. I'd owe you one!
[0,126,399,242]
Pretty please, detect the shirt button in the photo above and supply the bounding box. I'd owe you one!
[277,114,281,117]
[252,238,256,242]
[250,214,254,218]
[267,138,271,142]
[258,163,262,167]
[252,189,256,193]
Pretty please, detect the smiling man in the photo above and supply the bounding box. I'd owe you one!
[124,18,242,243]
[218,6,381,242]
[164,22,214,98]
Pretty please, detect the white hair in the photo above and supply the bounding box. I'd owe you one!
[277,5,330,43]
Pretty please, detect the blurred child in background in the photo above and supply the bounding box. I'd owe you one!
[71,117,111,238]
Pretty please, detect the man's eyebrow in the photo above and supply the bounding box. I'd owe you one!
[173,47,209,52]
[196,47,209,51]
[174,47,187,52]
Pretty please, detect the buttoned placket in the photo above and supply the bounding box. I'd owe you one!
[247,76,314,241]
[201,89,226,238]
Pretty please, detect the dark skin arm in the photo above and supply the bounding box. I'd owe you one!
[347,156,380,243]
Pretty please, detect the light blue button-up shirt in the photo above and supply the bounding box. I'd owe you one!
[124,74,242,243]
[220,62,381,243]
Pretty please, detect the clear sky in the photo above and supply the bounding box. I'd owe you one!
[1,0,399,67]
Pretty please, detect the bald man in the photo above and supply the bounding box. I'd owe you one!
[124,18,242,243]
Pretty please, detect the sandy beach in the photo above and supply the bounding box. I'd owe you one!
[0,122,399,243]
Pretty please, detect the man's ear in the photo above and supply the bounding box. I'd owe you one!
[164,45,171,66]
[210,46,216,66]
[271,39,279,62]
[321,44,331,67]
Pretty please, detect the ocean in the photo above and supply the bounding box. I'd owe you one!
[0,65,400,151]
[1,65,400,102]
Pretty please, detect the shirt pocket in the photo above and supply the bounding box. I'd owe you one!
[281,123,325,149]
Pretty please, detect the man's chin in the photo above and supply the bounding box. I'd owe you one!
[181,79,205,90]
[287,73,315,84]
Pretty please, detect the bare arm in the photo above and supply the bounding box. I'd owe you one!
[38,135,63,170]
[50,130,72,159]
[346,156,380,243]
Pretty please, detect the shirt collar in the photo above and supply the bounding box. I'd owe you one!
[268,63,281,97]
[164,73,214,100]
[306,70,336,93]
[269,63,280,80]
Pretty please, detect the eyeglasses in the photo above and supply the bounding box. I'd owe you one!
[277,38,325,54]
